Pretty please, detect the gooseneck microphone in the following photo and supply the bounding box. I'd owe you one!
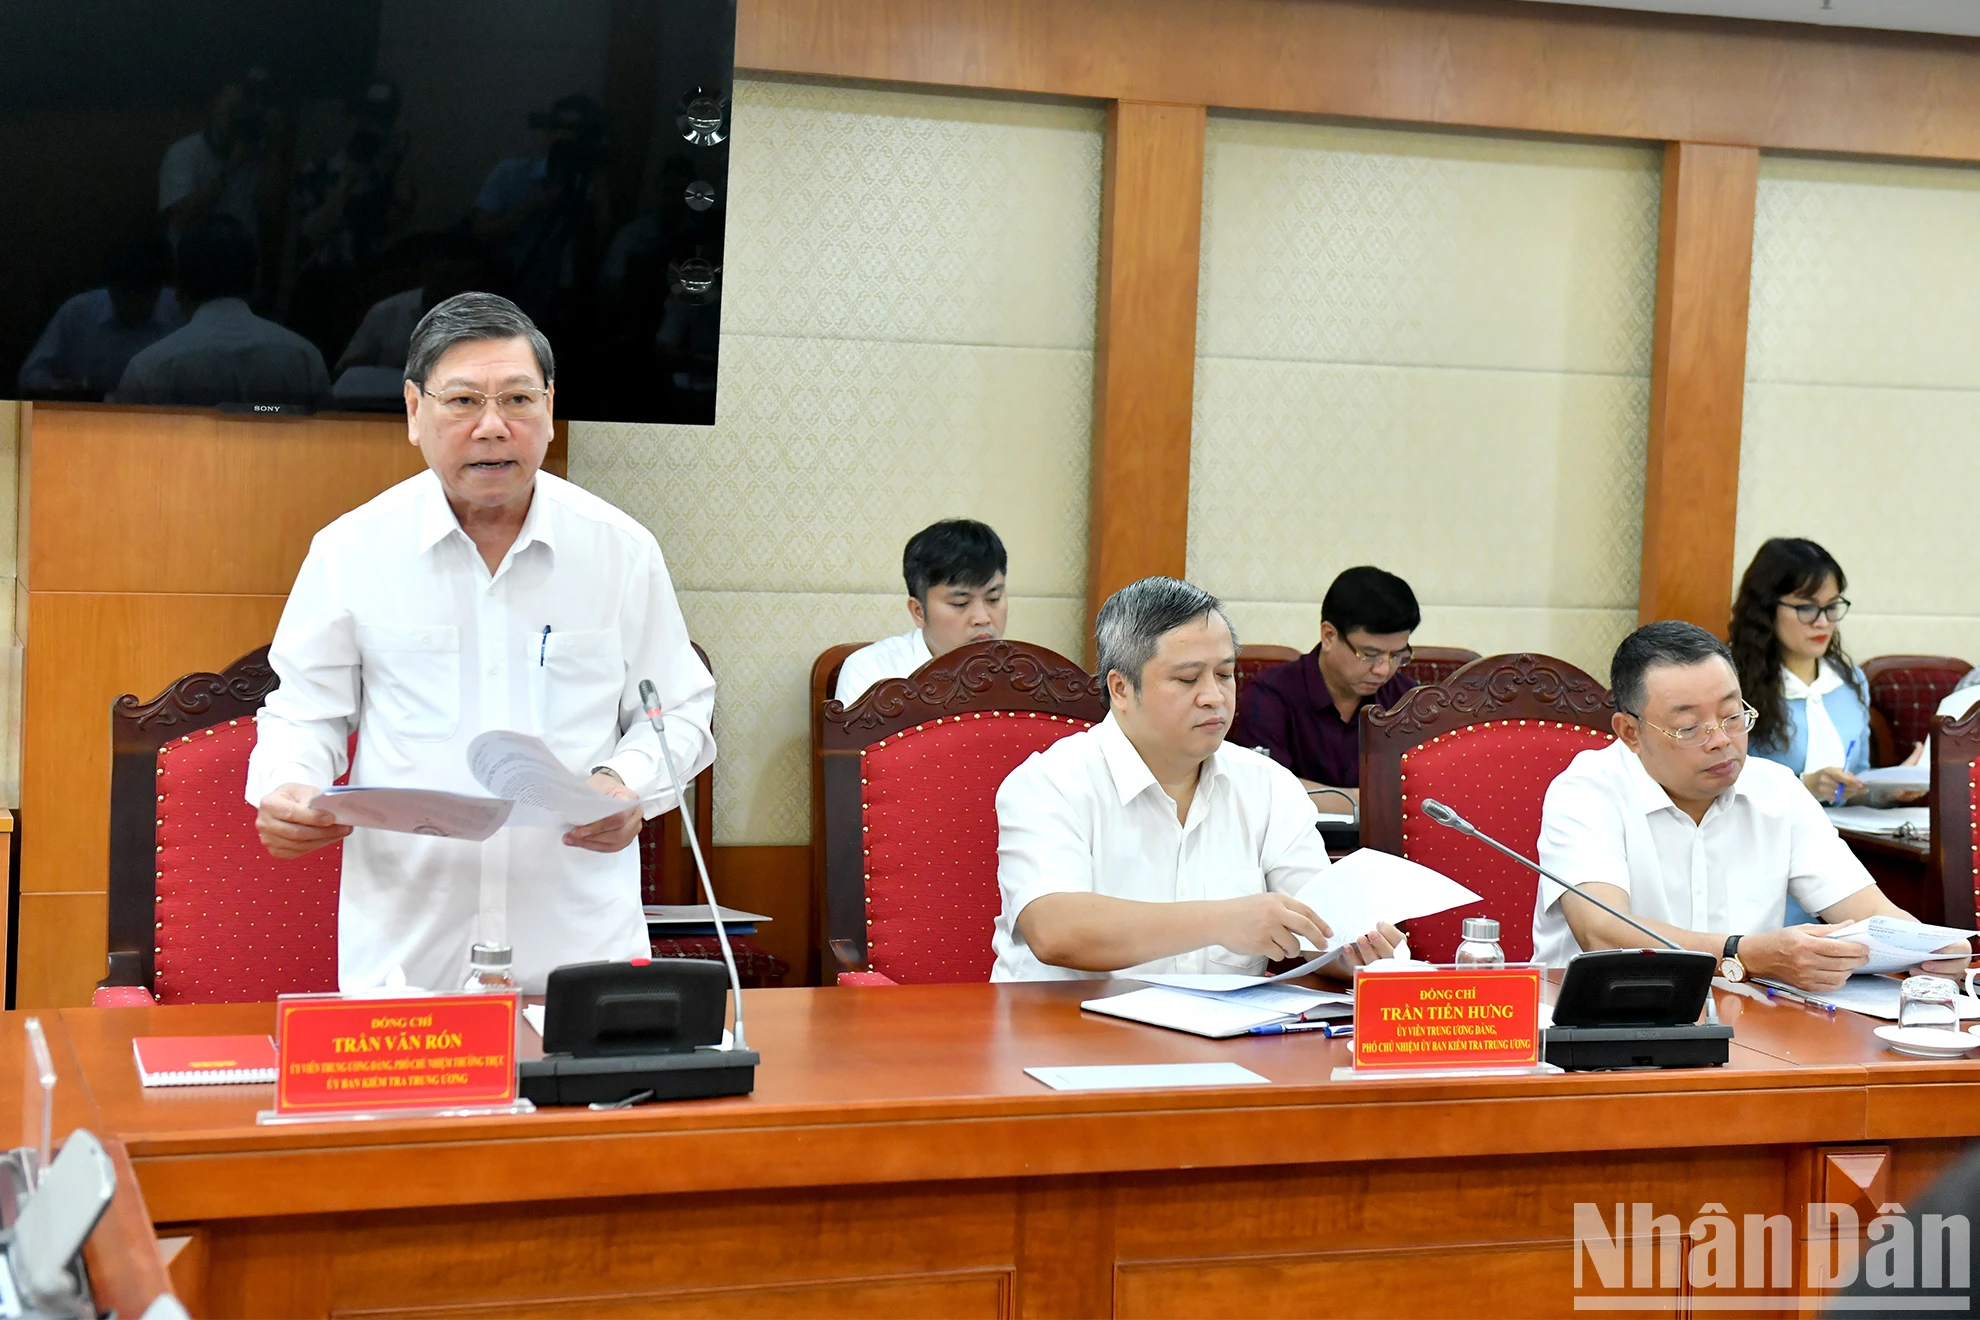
[639,679,748,1053]
[1419,798,1719,1024]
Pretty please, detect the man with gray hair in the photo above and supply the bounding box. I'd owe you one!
[990,575,1401,981]
[1532,620,1962,989]
[247,291,715,993]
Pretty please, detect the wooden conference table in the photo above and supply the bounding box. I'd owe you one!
[24,981,1980,1318]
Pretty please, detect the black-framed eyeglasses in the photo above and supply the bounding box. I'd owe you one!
[1779,597,1849,625]
[1626,703,1759,746]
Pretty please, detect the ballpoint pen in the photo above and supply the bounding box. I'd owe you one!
[1761,984,1836,1013]
[1834,740,1858,807]
[1248,1021,1353,1037]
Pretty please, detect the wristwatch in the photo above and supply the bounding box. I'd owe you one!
[1719,934,1746,983]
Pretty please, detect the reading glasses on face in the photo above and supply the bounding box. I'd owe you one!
[1351,645,1412,667]
[1779,597,1849,624]
[1627,703,1759,745]
[421,384,551,423]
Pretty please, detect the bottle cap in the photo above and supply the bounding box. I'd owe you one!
[469,942,513,966]
[1460,917,1500,942]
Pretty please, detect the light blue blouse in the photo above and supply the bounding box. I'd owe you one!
[1750,662,1872,778]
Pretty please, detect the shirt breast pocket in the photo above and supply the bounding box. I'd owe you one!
[1204,865,1269,969]
[356,624,461,741]
[536,629,625,763]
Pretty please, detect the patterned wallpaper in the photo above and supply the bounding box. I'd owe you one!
[1736,154,1980,663]
[1186,115,1661,680]
[571,78,1102,844]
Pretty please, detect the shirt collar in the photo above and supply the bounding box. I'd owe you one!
[1616,739,1750,818]
[188,296,252,325]
[1781,662,1845,701]
[1093,713,1230,808]
[412,470,556,560]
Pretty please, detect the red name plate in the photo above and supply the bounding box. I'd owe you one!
[1353,967,1543,1071]
[273,994,519,1117]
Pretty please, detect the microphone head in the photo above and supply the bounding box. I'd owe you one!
[1420,798,1473,833]
[637,678,662,715]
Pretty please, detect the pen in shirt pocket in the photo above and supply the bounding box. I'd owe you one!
[539,625,551,666]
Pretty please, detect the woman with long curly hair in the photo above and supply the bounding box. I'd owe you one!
[1727,537,1872,806]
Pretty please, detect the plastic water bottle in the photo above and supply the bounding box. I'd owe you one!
[1453,918,1506,969]
[461,942,519,993]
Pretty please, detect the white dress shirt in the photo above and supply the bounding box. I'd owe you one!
[112,298,331,408]
[16,288,184,397]
[1531,741,1873,967]
[247,470,716,994]
[833,628,932,704]
[991,715,1332,981]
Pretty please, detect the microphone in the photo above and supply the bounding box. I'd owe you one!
[638,678,747,1053]
[1418,798,1720,1026]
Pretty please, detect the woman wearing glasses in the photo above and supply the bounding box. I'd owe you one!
[1728,537,1872,806]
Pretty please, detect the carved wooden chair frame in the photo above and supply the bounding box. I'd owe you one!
[817,639,1106,978]
[1929,706,1980,932]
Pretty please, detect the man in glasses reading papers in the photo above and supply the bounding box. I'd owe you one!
[246,292,714,994]
[1532,621,1965,991]
[990,576,1402,981]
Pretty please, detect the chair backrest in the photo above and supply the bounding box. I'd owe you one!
[108,646,343,1003]
[807,641,870,984]
[1405,646,1482,688]
[639,642,716,906]
[1929,706,1980,932]
[1236,644,1300,699]
[1866,655,1974,766]
[820,639,1107,983]
[1360,653,1616,962]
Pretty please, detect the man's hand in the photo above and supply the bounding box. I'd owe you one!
[1211,893,1332,961]
[1739,924,1871,991]
[1913,941,1973,977]
[256,783,352,859]
[562,772,642,853]
[1334,921,1406,972]
[1803,766,1864,806]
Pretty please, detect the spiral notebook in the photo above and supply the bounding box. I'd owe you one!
[133,1035,277,1086]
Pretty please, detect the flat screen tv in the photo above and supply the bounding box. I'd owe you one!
[2,0,734,425]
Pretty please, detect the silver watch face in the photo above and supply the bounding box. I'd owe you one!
[1720,957,1745,982]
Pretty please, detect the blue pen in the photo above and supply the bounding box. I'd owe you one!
[1835,740,1857,806]
[1247,1021,1352,1037]
[539,624,551,666]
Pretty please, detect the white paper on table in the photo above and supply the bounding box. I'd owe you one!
[1856,765,1931,792]
[1132,978,1350,1014]
[1823,805,1929,837]
[1757,975,1980,1021]
[1025,1061,1269,1091]
[310,786,513,840]
[1828,915,1973,976]
[467,730,636,827]
[1291,849,1483,959]
[1080,987,1298,1037]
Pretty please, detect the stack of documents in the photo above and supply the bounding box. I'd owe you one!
[1822,805,1929,838]
[644,905,769,936]
[1084,983,1352,1038]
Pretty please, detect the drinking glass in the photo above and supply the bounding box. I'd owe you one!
[1899,975,1962,1036]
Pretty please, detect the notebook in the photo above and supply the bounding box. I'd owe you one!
[133,1035,277,1086]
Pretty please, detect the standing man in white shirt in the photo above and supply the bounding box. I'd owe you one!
[991,576,1400,981]
[1533,620,1964,990]
[247,291,715,993]
[833,519,1008,704]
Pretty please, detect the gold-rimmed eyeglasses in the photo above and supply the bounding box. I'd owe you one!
[420,384,551,423]
[1779,597,1850,625]
[1628,703,1759,746]
[1350,644,1412,668]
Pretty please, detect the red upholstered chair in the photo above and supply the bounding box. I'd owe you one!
[637,643,788,987]
[101,647,343,1005]
[1927,707,1980,932]
[1404,646,1482,688]
[1359,654,1616,962]
[1866,655,1973,767]
[807,642,870,984]
[820,639,1107,984]
[1236,644,1300,699]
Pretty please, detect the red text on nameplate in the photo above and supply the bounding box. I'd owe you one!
[273,994,518,1116]
[1352,967,1543,1071]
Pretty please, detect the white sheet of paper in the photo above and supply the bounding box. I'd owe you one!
[1828,916,1972,976]
[467,730,632,827]
[1132,978,1349,1013]
[1025,1062,1269,1091]
[522,1003,546,1036]
[1757,975,1980,1021]
[1080,987,1296,1037]
[310,786,513,841]
[1823,805,1929,837]
[1856,765,1930,792]
[1291,849,1484,957]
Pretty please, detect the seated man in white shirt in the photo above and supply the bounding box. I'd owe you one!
[1533,620,1964,991]
[248,292,715,993]
[833,519,1008,704]
[991,575,1400,981]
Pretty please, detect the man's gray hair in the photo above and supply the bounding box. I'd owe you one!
[404,291,555,387]
[1095,576,1238,692]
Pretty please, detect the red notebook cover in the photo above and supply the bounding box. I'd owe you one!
[132,1035,277,1086]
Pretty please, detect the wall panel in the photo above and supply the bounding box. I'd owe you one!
[570,77,1102,846]
[1736,155,1980,663]
[1186,117,1659,676]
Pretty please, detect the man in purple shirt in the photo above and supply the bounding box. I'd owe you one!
[1231,566,1420,805]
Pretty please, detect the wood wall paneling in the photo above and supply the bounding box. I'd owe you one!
[738,0,1980,165]
[1086,101,1206,654]
[1638,142,1760,634]
[707,843,810,981]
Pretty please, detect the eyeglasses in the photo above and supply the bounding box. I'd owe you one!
[1779,597,1849,625]
[1628,703,1759,746]
[421,384,550,423]
[1348,644,1412,668]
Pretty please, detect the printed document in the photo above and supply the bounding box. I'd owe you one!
[311,730,638,838]
[1826,915,1972,976]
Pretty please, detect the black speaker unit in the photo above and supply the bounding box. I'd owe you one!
[519,958,757,1106]
[1544,948,1730,1071]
